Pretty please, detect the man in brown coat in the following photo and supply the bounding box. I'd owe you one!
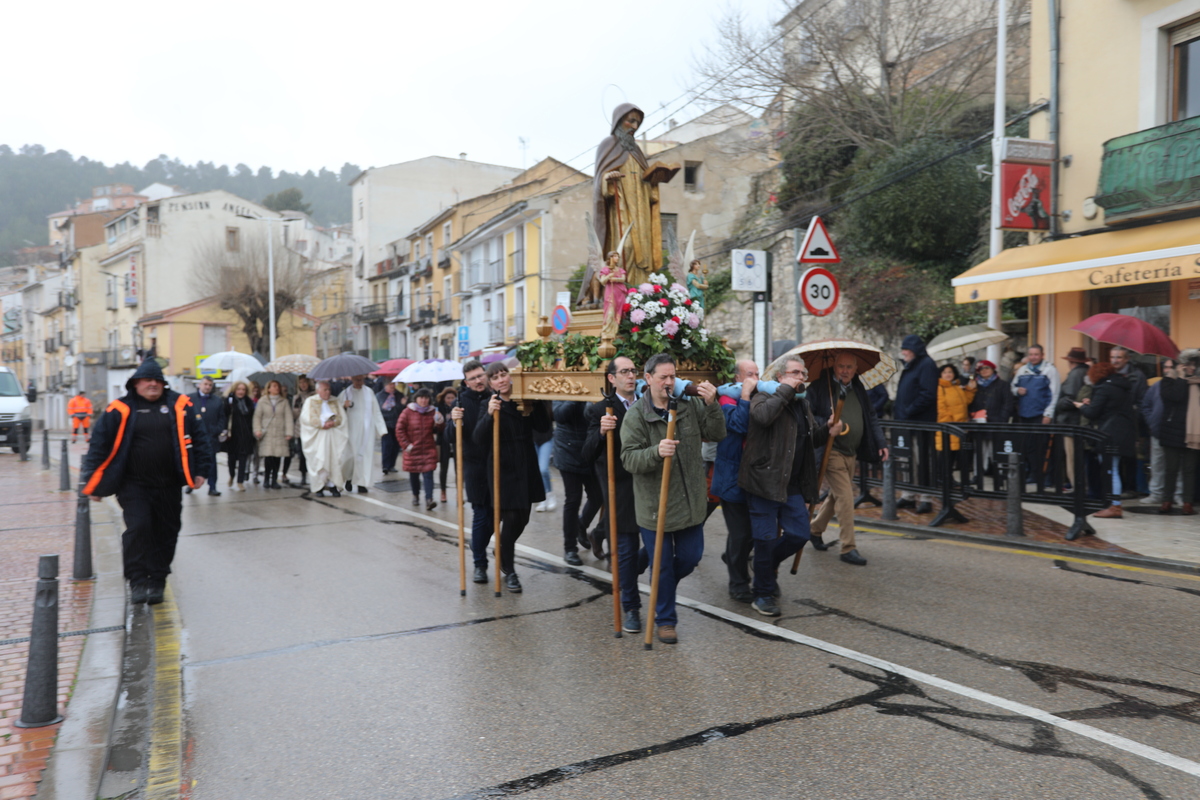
[738,355,841,616]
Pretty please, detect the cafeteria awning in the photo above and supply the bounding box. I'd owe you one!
[952,216,1200,303]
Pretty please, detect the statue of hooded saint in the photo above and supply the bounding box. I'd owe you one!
[593,103,667,289]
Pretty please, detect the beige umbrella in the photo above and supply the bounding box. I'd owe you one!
[263,354,321,374]
[925,324,1009,361]
[763,339,896,390]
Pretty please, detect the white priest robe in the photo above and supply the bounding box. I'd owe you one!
[338,384,387,489]
[299,395,349,492]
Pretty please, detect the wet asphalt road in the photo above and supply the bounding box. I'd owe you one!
[170,476,1200,800]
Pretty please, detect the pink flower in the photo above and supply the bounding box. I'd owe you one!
[631,326,640,333]
[663,319,680,336]
[638,283,654,294]
[630,308,646,324]
[659,298,670,306]
[686,313,700,329]
[671,283,686,294]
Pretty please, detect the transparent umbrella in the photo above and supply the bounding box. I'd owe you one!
[925,324,1009,361]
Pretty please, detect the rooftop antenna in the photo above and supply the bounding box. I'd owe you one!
[518,137,529,170]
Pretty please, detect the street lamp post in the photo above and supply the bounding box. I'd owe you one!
[237,214,302,362]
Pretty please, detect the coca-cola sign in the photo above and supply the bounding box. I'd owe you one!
[1000,162,1052,230]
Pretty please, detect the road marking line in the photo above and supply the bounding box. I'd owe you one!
[852,523,1200,582]
[147,585,185,800]
[349,493,1200,778]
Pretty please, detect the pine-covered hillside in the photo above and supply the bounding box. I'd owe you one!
[0,144,360,263]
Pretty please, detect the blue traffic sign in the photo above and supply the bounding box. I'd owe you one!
[551,305,571,334]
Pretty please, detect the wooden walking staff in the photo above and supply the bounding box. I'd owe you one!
[456,404,466,597]
[644,398,678,650]
[493,404,503,598]
[604,389,621,638]
[791,382,846,575]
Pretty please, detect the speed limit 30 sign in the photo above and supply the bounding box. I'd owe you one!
[799,267,839,317]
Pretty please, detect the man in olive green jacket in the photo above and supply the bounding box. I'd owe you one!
[621,353,726,644]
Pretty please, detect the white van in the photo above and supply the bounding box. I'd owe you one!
[0,366,32,452]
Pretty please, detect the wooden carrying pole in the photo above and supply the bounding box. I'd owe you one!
[493,405,502,598]
[644,400,678,650]
[606,400,621,638]
[456,409,466,597]
[791,385,846,575]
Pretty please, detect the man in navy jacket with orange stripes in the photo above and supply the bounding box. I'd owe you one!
[81,359,210,605]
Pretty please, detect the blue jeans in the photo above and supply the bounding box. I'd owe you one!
[639,523,704,626]
[536,439,553,493]
[410,470,434,500]
[746,493,810,599]
[469,503,494,568]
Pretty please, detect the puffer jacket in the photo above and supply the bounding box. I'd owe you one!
[253,394,294,458]
[737,383,829,504]
[397,403,444,473]
[936,378,975,451]
[621,394,726,531]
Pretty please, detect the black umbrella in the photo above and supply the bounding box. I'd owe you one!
[307,352,379,381]
[248,371,298,393]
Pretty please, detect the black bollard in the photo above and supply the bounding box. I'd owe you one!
[15,555,64,728]
[1005,451,1026,537]
[73,495,95,581]
[42,428,50,469]
[17,421,28,462]
[59,439,71,491]
[881,457,898,521]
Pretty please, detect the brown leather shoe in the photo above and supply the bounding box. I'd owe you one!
[1159,502,1174,514]
[1183,503,1196,516]
[1093,505,1123,519]
[657,625,678,644]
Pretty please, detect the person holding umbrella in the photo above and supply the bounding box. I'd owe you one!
[621,354,724,643]
[338,374,387,494]
[807,350,888,567]
[473,362,551,593]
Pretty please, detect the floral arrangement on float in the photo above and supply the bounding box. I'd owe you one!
[616,272,734,381]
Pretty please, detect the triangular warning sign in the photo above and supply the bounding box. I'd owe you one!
[798,216,840,263]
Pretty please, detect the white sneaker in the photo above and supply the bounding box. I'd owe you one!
[534,500,547,512]
[543,492,557,511]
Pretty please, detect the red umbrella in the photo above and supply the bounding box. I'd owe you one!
[1070,313,1179,359]
[371,358,415,377]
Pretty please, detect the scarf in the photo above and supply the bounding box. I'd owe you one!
[976,374,997,388]
[1187,376,1200,450]
[409,402,436,414]
[1026,362,1042,375]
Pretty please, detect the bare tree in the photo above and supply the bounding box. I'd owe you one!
[693,0,1029,155]
[191,231,312,357]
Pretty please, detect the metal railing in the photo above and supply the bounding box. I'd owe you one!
[486,319,505,344]
[855,420,1115,540]
[358,303,387,322]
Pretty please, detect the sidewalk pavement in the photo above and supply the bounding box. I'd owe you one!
[854,491,1200,569]
[0,437,123,800]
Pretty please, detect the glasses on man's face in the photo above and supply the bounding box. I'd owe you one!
[782,369,805,378]
[615,368,637,376]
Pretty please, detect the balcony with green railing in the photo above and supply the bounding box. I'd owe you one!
[1095,116,1200,223]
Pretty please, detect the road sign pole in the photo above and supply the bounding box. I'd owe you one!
[793,228,803,344]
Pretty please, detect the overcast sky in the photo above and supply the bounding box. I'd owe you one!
[4,0,776,177]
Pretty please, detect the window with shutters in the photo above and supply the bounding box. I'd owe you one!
[1172,18,1200,120]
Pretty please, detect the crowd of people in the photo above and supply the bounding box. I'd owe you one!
[79,336,1200,625]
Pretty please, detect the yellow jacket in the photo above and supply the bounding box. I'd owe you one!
[936,379,976,451]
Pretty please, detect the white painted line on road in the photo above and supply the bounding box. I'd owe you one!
[348,494,1200,779]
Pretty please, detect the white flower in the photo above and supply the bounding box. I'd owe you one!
[699,330,709,342]
[650,273,668,285]
[654,323,665,334]
[681,338,691,348]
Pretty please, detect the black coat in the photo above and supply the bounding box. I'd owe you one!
[583,398,638,534]
[473,398,551,510]
[808,372,886,464]
[552,401,593,475]
[376,389,403,435]
[225,395,257,456]
[895,336,939,422]
[1159,376,1193,449]
[456,386,491,506]
[187,391,227,439]
[1079,374,1137,458]
[968,378,1013,424]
